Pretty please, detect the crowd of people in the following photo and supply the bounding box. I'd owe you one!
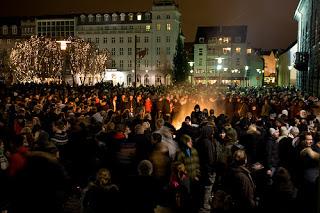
[0,82,319,213]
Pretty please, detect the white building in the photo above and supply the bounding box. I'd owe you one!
[75,0,181,86]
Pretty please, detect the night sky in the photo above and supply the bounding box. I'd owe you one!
[1,0,299,49]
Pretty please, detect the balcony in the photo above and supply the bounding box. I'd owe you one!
[294,52,309,71]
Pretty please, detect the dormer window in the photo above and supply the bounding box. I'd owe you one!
[12,25,17,35]
[88,14,94,22]
[166,15,170,19]
[96,14,102,22]
[112,13,118,21]
[2,25,8,35]
[104,14,110,22]
[80,15,86,22]
[145,12,151,20]
[128,13,134,21]
[120,13,126,21]
[137,13,142,21]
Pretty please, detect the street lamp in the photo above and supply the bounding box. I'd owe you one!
[57,40,71,84]
[188,61,195,85]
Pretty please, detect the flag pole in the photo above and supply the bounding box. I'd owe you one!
[134,35,137,88]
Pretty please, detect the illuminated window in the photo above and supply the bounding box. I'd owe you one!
[166,23,171,31]
[137,14,142,21]
[223,37,230,43]
[247,48,252,54]
[146,25,151,32]
[156,24,161,31]
[223,48,231,54]
[199,37,204,43]
[236,47,241,53]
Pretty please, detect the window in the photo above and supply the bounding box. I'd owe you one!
[223,37,230,43]
[112,37,115,43]
[156,24,161,31]
[236,47,241,53]
[223,48,231,54]
[247,48,252,54]
[104,14,110,22]
[235,36,241,43]
[146,25,151,32]
[128,60,132,68]
[166,36,170,43]
[88,14,94,22]
[137,13,142,20]
[112,60,116,68]
[137,60,140,68]
[128,48,132,55]
[129,13,134,21]
[156,36,161,43]
[166,23,171,31]
[155,75,162,85]
[144,74,150,85]
[127,74,132,85]
[146,48,149,55]
[120,13,125,21]
[80,15,86,22]
[96,14,102,22]
[119,37,124,43]
[156,61,161,68]
[199,48,203,56]
[145,13,151,20]
[111,48,116,56]
[103,37,107,43]
[120,60,124,68]
[3,26,8,35]
[120,48,124,55]
[145,60,149,67]
[157,15,161,19]
[87,38,92,42]
[112,13,118,21]
[199,58,203,66]
[166,47,170,55]
[128,37,132,43]
[166,15,171,19]
[12,25,17,35]
[156,47,161,55]
[95,38,99,43]
[136,36,140,43]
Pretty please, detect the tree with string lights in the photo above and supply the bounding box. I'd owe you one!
[10,36,63,83]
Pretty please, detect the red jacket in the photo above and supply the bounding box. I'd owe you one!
[8,146,29,176]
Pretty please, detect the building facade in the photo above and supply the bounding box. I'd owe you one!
[295,0,320,96]
[193,26,253,86]
[0,0,181,86]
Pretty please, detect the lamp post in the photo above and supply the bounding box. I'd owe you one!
[57,40,71,84]
[245,65,249,86]
[188,61,194,85]
[215,57,224,85]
